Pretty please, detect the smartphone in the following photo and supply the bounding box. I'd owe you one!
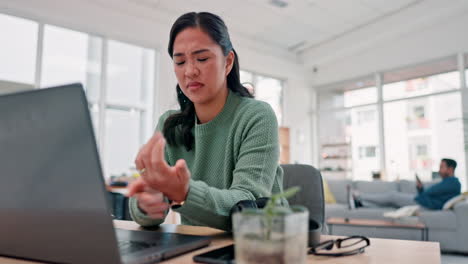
[415,173,422,183]
[192,244,235,264]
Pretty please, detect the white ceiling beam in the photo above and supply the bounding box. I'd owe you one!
[300,0,468,70]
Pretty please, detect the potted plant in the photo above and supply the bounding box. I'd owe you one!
[232,187,309,264]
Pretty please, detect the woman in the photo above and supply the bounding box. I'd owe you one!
[127,12,284,231]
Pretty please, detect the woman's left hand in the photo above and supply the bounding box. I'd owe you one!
[130,132,190,202]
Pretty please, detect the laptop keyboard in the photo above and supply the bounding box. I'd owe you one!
[118,240,158,255]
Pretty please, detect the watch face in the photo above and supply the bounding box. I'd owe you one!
[170,200,184,210]
[171,204,182,209]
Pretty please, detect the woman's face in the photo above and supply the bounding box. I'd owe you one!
[172,27,234,106]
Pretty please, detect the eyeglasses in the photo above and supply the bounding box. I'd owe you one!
[309,236,370,257]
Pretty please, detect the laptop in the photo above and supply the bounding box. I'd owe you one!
[0,83,211,264]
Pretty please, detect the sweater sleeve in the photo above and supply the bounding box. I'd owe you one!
[424,178,460,196]
[173,103,281,230]
[128,111,174,227]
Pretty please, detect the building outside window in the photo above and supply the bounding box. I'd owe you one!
[318,77,380,180]
[359,146,377,159]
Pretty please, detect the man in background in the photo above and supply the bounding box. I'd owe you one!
[352,158,461,210]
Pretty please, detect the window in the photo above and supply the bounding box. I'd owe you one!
[104,41,155,178]
[41,25,102,101]
[239,70,284,125]
[383,72,459,101]
[318,103,380,180]
[416,144,428,156]
[466,68,468,87]
[318,77,380,181]
[318,77,376,110]
[344,87,377,107]
[406,100,430,130]
[0,12,157,180]
[357,109,375,125]
[384,93,465,182]
[413,106,425,119]
[89,103,100,135]
[318,110,352,179]
[317,56,467,189]
[103,108,142,177]
[107,40,148,105]
[465,54,468,87]
[40,26,156,179]
[239,70,254,95]
[0,14,38,84]
[255,75,283,125]
[350,105,380,180]
[359,146,377,159]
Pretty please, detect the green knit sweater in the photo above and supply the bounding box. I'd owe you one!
[129,90,284,230]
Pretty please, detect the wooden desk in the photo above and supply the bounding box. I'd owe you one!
[0,220,441,264]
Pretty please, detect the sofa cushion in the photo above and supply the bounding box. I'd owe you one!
[443,192,468,210]
[418,210,457,230]
[399,180,417,194]
[325,204,349,218]
[323,179,337,204]
[355,180,398,194]
[327,179,352,204]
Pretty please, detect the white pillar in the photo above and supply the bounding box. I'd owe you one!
[458,52,468,188]
[376,72,387,179]
[98,39,108,162]
[34,23,44,88]
[310,88,319,168]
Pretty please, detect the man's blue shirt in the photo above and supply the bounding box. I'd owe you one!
[415,176,461,210]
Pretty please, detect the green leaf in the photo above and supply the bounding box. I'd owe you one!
[276,186,301,200]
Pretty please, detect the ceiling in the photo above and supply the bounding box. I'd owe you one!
[81,0,468,81]
[124,0,420,52]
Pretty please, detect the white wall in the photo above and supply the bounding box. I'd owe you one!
[0,0,313,165]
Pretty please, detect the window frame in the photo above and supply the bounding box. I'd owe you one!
[0,11,159,179]
[239,69,285,126]
[317,54,467,186]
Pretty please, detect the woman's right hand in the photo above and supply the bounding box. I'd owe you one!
[132,132,190,203]
[128,178,170,219]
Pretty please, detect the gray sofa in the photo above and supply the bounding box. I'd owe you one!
[326,179,468,253]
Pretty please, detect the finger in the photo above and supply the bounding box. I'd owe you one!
[137,133,163,171]
[139,201,169,214]
[142,203,170,215]
[150,136,170,173]
[175,159,191,181]
[135,145,148,172]
[126,178,146,197]
[138,192,165,205]
[144,185,162,194]
[147,212,165,219]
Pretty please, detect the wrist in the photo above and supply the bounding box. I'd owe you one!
[170,185,189,209]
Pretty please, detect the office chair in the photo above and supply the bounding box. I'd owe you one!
[281,164,326,232]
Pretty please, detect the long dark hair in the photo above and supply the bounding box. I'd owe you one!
[163,12,253,151]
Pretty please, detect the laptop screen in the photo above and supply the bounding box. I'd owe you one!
[0,84,122,264]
